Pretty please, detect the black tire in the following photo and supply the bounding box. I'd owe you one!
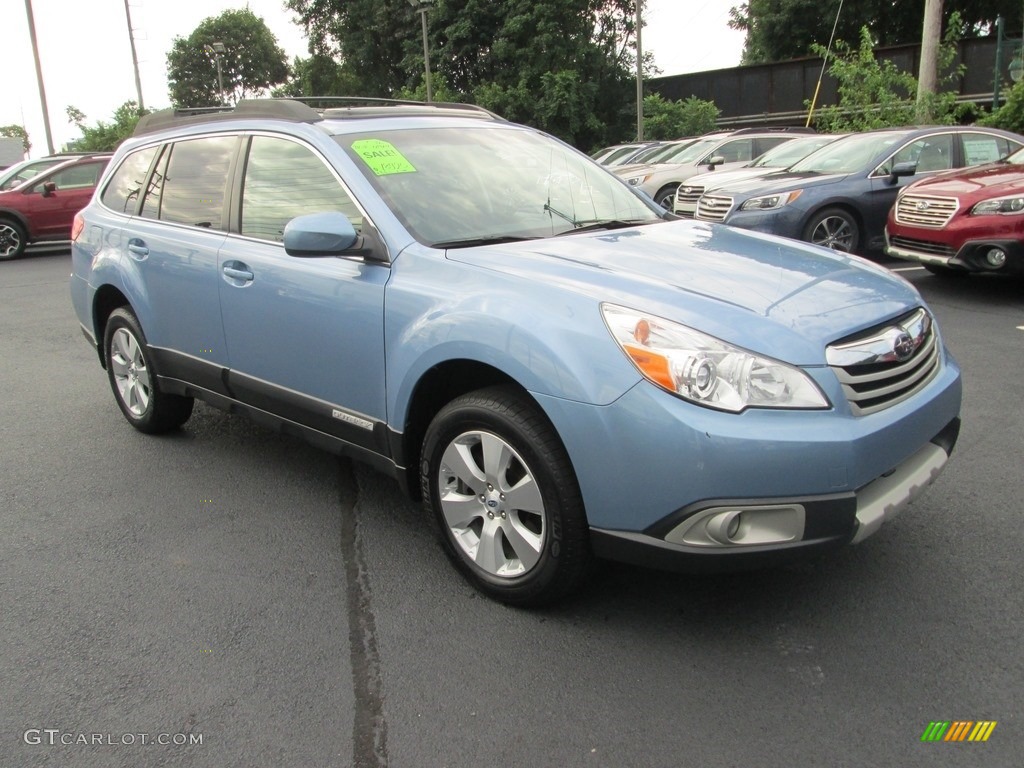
[802,207,860,253]
[924,264,968,278]
[654,184,680,211]
[0,219,26,260]
[103,308,194,433]
[421,386,591,606]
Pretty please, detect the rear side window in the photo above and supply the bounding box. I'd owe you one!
[102,147,158,214]
[960,133,1018,165]
[140,135,236,229]
[240,135,362,242]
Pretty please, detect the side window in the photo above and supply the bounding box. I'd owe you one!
[140,146,169,221]
[754,137,790,157]
[879,134,953,175]
[960,133,1015,166]
[712,139,753,163]
[240,135,363,242]
[33,161,105,192]
[102,146,159,214]
[142,136,236,229]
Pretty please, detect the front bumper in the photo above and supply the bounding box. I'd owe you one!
[885,230,1024,275]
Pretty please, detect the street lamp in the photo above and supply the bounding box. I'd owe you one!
[407,0,436,102]
[204,41,226,105]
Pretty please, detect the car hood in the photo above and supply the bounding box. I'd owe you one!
[446,220,920,366]
[904,161,1024,199]
[712,171,850,197]
[682,166,780,191]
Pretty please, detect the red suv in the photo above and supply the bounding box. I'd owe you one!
[885,148,1024,276]
[0,154,111,260]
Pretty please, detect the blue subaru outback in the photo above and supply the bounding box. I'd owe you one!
[70,99,961,605]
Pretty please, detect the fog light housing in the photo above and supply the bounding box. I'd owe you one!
[984,247,1007,268]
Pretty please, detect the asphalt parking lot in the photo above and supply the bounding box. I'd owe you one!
[2,246,1022,767]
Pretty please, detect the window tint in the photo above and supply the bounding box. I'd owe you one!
[143,136,235,229]
[753,136,790,158]
[960,133,1017,165]
[140,146,169,221]
[876,134,953,176]
[711,139,753,163]
[241,136,362,242]
[102,147,158,214]
[34,161,105,192]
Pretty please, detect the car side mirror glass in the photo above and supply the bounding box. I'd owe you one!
[283,212,359,257]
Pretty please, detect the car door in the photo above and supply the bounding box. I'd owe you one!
[124,135,236,391]
[24,160,107,238]
[217,134,389,449]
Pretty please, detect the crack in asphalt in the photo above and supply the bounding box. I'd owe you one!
[337,458,388,768]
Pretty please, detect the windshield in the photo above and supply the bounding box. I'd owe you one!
[636,140,692,164]
[751,135,839,168]
[788,132,907,174]
[1005,146,1024,164]
[337,127,663,246]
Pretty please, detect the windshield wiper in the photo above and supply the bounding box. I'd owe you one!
[554,218,654,235]
[431,234,541,249]
[543,202,577,226]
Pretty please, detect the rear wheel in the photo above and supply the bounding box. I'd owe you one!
[104,308,194,433]
[803,208,859,253]
[0,219,26,260]
[421,386,591,606]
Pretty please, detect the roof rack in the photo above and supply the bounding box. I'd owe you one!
[133,97,503,137]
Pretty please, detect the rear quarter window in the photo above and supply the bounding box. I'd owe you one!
[140,135,236,229]
[101,147,159,214]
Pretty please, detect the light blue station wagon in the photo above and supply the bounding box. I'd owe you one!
[70,99,961,605]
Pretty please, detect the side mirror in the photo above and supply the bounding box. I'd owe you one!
[42,181,57,197]
[283,212,359,257]
[707,155,725,169]
[889,161,918,183]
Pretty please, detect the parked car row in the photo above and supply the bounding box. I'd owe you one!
[677,126,1024,276]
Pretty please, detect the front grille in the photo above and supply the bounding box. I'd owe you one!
[894,194,958,228]
[695,194,733,222]
[675,184,705,207]
[889,235,955,258]
[827,309,940,416]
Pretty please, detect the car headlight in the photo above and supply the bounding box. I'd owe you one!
[625,174,650,186]
[739,189,802,211]
[602,304,829,412]
[970,196,1024,215]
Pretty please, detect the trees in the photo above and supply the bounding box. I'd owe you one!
[642,95,719,140]
[166,8,290,107]
[0,125,30,155]
[729,0,1017,65]
[284,0,638,150]
[65,102,149,152]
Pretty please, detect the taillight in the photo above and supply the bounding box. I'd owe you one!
[71,212,85,242]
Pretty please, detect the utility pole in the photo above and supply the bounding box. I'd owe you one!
[24,0,55,155]
[636,0,643,141]
[915,0,944,123]
[123,0,145,111]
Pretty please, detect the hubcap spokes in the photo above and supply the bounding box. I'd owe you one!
[438,430,545,578]
[111,328,151,416]
[0,224,19,258]
[812,217,854,252]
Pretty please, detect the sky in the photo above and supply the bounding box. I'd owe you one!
[3,0,746,157]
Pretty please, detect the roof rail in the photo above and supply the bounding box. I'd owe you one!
[133,99,323,136]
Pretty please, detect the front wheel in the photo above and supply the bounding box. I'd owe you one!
[421,386,591,606]
[654,184,680,211]
[104,308,194,433]
[0,219,26,260]
[803,208,859,253]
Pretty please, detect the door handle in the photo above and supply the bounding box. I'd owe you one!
[222,265,254,282]
[126,238,149,258]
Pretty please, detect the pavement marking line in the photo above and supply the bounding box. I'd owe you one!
[890,266,926,272]
[1017,326,1024,331]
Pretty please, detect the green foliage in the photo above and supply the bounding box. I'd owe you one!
[272,54,362,98]
[980,78,1024,134]
[807,21,962,132]
[66,102,148,152]
[642,94,719,140]
[0,125,30,154]
[166,8,290,108]
[285,0,637,149]
[395,73,460,104]
[730,0,1016,65]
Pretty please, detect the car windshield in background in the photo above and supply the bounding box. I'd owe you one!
[657,137,719,165]
[337,127,662,247]
[787,132,907,175]
[749,135,838,167]
[635,140,693,164]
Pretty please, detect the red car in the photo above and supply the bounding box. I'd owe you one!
[0,154,110,260]
[885,148,1024,276]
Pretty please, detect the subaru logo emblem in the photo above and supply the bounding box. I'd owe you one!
[916,200,930,212]
[487,500,498,508]
[893,332,915,362]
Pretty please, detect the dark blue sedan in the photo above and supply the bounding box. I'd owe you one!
[694,127,1024,253]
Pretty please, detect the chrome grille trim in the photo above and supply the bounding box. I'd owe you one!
[675,184,705,206]
[695,194,733,222]
[826,309,941,416]
[894,194,958,228]
[888,235,956,258]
